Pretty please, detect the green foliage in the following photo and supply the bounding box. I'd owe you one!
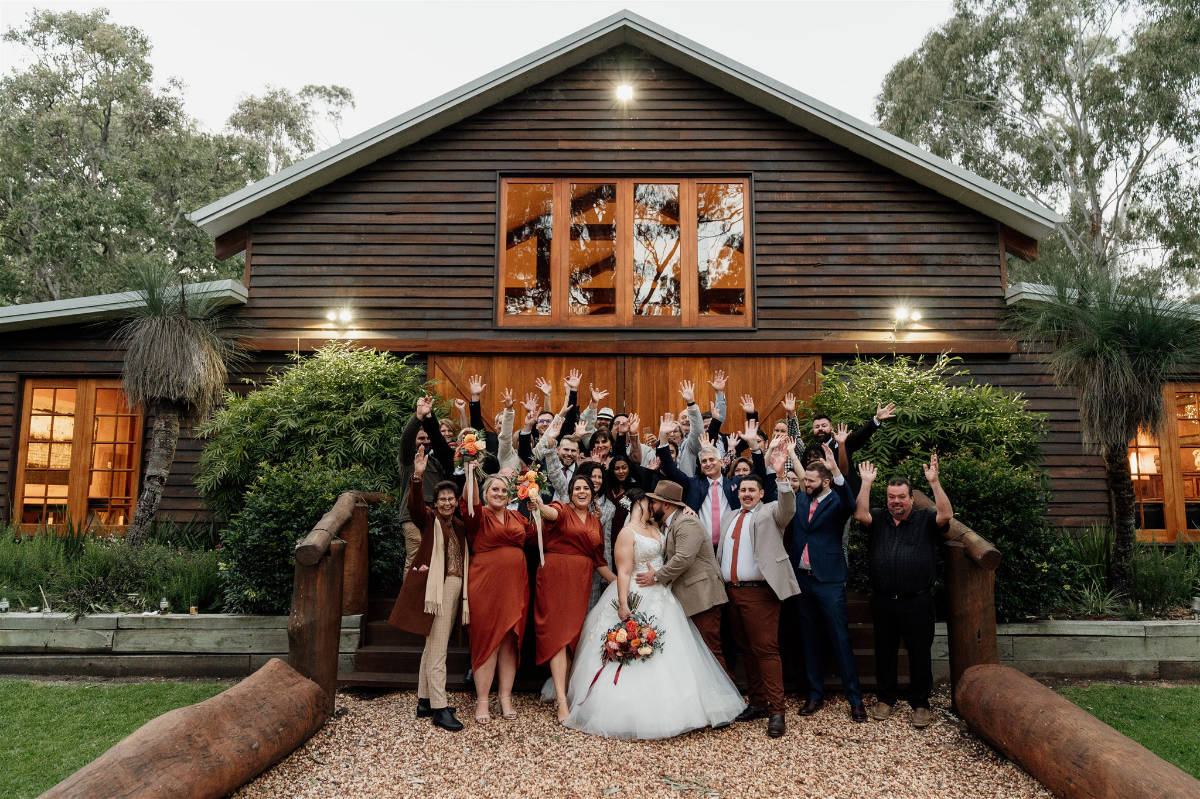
[876,0,1200,287]
[1130,544,1200,615]
[0,8,353,305]
[217,460,390,614]
[227,84,355,175]
[806,353,1045,467]
[817,354,1069,620]
[196,343,428,519]
[1058,685,1200,778]
[0,679,228,799]
[0,527,222,615]
[1070,578,1125,616]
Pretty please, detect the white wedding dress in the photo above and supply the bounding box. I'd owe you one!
[562,530,746,739]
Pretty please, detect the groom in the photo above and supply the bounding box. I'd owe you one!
[637,481,729,671]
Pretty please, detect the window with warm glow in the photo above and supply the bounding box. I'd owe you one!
[1126,383,1200,543]
[498,177,752,327]
[15,379,142,531]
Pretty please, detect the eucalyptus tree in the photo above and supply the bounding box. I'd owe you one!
[1010,265,1200,593]
[117,264,244,546]
[876,0,1200,287]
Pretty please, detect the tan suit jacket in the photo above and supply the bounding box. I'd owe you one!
[717,481,800,601]
[655,510,727,617]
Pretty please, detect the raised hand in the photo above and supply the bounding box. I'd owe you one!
[876,402,897,422]
[468,374,486,401]
[564,369,583,392]
[644,432,658,447]
[782,392,796,413]
[708,369,728,393]
[501,387,514,410]
[923,452,940,484]
[546,415,564,439]
[644,454,660,471]
[820,442,840,475]
[834,423,850,446]
[523,408,537,430]
[415,394,433,420]
[533,376,552,398]
[590,383,609,404]
[626,412,641,435]
[739,394,755,414]
[576,419,594,437]
[709,400,723,423]
[413,444,428,477]
[769,443,788,475]
[453,397,467,414]
[743,418,759,446]
[679,380,696,405]
[521,392,539,415]
[658,415,676,441]
[703,434,717,449]
[859,460,878,484]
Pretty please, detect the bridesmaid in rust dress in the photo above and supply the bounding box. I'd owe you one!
[461,473,536,724]
[531,475,617,722]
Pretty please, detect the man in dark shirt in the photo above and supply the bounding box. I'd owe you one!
[854,455,953,729]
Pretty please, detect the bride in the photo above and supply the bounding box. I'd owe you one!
[562,488,745,739]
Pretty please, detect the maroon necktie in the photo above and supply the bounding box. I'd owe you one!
[729,510,748,583]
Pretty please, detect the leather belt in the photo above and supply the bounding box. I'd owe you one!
[726,580,769,588]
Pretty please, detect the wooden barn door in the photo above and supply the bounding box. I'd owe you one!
[427,353,819,432]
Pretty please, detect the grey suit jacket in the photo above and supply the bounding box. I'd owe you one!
[717,480,800,601]
[655,510,727,617]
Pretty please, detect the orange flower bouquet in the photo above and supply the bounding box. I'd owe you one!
[454,430,485,470]
[580,592,664,702]
[507,465,550,565]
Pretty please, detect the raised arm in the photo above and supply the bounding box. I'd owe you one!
[416,395,455,474]
[680,380,703,455]
[854,461,877,525]
[783,392,806,460]
[767,439,795,529]
[923,453,953,527]
[397,411,423,471]
[408,445,432,527]
[496,388,519,470]
[655,416,689,485]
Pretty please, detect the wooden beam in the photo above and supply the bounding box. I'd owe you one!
[214,225,248,261]
[242,336,1019,356]
[1001,224,1039,262]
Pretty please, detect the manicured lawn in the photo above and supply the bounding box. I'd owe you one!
[1057,684,1200,778]
[0,678,228,799]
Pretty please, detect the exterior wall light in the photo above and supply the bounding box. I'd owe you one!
[616,84,634,101]
[323,308,356,338]
[890,305,923,340]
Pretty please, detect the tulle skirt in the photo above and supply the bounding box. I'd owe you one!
[561,579,745,739]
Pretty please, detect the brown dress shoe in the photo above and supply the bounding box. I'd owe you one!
[850,703,868,723]
[767,713,786,737]
[911,706,933,728]
[798,698,825,716]
[870,701,892,721]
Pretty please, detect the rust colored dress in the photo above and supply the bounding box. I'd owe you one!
[534,501,606,664]
[461,496,537,671]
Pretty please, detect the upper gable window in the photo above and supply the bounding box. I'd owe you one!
[499,177,752,327]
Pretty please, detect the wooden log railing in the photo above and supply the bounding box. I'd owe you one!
[288,490,389,715]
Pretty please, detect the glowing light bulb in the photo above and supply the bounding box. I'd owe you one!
[338,309,352,323]
[325,310,337,322]
[893,307,910,322]
[910,310,922,322]
[616,84,634,101]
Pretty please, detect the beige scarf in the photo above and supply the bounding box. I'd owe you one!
[423,516,469,624]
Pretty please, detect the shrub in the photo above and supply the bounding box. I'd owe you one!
[1130,544,1200,615]
[813,354,1072,621]
[196,343,430,519]
[0,528,222,615]
[218,460,394,614]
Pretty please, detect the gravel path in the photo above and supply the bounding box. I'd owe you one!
[235,688,1050,799]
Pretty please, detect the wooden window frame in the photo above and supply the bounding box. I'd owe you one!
[496,176,753,329]
[1133,381,1200,544]
[13,378,143,532]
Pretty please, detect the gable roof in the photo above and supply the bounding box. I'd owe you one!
[188,9,1062,243]
[0,280,247,334]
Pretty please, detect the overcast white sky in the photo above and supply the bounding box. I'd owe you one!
[0,0,953,147]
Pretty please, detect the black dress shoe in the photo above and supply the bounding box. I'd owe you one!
[431,707,464,731]
[850,703,868,723]
[416,698,456,718]
[767,714,786,738]
[798,698,825,716]
[735,705,769,722]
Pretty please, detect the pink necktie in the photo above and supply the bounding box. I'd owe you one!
[710,481,721,545]
[801,497,818,569]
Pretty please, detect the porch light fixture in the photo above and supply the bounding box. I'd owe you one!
[616,84,634,101]
[890,305,924,341]
[323,307,356,339]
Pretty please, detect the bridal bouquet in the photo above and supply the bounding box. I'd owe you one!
[453,430,484,470]
[579,593,664,701]
[506,465,549,502]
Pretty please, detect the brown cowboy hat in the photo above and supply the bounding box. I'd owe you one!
[646,481,688,507]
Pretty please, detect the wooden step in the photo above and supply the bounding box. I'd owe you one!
[354,643,471,673]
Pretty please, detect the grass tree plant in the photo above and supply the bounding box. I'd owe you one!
[1011,265,1200,594]
[116,264,243,546]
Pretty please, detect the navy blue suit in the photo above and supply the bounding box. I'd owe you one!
[791,477,862,706]
[656,445,739,510]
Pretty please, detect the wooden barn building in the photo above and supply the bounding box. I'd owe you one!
[2,11,1198,549]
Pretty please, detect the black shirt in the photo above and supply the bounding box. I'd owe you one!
[867,507,948,596]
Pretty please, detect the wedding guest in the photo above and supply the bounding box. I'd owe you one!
[530,477,614,722]
[388,447,467,731]
[718,439,798,738]
[396,401,433,573]
[460,472,537,724]
[790,443,866,722]
[854,457,952,729]
[575,460,617,607]
[654,416,739,547]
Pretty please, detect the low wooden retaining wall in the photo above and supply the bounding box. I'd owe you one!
[0,613,360,678]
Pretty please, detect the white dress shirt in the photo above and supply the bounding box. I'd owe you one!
[720,503,764,582]
[698,477,727,544]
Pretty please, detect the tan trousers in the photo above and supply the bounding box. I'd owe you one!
[402,521,421,575]
[417,575,462,709]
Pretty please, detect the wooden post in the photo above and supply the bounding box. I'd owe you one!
[957,664,1200,798]
[288,538,345,716]
[41,658,327,799]
[944,541,999,708]
[340,496,369,616]
[913,490,1001,569]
